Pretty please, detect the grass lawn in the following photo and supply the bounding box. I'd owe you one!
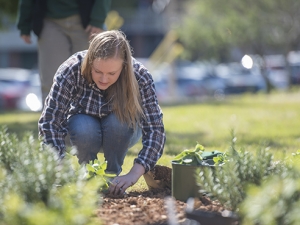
[1,90,300,190]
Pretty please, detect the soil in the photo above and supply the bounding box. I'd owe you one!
[96,165,226,225]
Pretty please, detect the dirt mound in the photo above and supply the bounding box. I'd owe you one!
[150,165,172,187]
[144,164,172,189]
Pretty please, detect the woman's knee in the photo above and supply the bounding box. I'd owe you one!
[67,114,102,161]
[68,114,101,139]
[103,113,132,134]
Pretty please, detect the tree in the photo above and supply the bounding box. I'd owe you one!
[177,0,300,90]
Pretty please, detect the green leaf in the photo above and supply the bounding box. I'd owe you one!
[195,152,203,164]
[86,164,95,173]
[96,169,105,176]
[172,150,190,160]
[194,144,205,152]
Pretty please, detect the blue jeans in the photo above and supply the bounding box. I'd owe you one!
[67,113,142,175]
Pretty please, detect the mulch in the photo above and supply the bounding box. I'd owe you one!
[96,165,226,225]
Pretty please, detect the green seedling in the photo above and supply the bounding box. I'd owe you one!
[172,143,225,166]
[85,159,116,192]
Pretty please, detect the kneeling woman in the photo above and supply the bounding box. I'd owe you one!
[38,30,166,195]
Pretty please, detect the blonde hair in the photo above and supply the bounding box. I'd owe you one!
[81,30,144,128]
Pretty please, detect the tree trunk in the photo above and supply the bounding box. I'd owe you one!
[259,56,273,94]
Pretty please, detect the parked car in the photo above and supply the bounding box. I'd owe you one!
[290,64,300,84]
[264,54,289,89]
[196,74,226,100]
[216,63,266,94]
[176,62,212,97]
[152,62,227,103]
[17,71,43,112]
[288,51,300,85]
[0,68,42,111]
[0,68,31,110]
[266,68,289,90]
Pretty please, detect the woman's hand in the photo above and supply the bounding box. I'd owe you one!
[108,163,145,195]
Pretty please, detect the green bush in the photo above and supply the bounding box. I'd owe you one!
[1,179,102,225]
[241,169,300,225]
[0,127,20,172]
[0,126,104,225]
[239,152,300,225]
[196,131,286,211]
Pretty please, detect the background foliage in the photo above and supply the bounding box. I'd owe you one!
[177,0,300,62]
[0,0,19,29]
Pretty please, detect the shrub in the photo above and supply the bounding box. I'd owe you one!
[0,126,104,225]
[196,131,286,211]
[240,152,300,225]
[241,169,300,225]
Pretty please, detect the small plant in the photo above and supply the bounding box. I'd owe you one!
[85,158,116,192]
[172,143,226,166]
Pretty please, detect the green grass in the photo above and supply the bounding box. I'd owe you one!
[163,91,300,156]
[1,90,300,191]
[0,111,40,138]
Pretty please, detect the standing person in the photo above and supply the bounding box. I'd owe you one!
[17,0,112,104]
[38,30,166,196]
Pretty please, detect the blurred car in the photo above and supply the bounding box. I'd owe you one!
[0,68,42,111]
[288,51,300,85]
[152,62,226,102]
[197,74,226,100]
[176,63,209,97]
[0,68,31,110]
[266,68,289,90]
[216,63,266,94]
[290,64,300,84]
[17,71,43,112]
[264,54,289,89]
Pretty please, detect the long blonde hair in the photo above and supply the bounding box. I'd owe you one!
[81,30,144,128]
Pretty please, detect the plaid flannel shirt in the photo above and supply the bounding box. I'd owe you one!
[38,50,166,173]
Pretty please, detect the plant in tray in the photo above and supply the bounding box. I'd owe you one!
[171,143,226,202]
[172,143,226,166]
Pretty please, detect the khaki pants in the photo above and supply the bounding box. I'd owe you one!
[38,14,89,103]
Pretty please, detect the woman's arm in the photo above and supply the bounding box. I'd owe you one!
[133,60,166,174]
[38,54,81,157]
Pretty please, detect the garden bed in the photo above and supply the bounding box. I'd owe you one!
[97,165,226,225]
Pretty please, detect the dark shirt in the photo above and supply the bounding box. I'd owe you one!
[46,0,78,19]
[38,50,166,173]
[17,0,111,36]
